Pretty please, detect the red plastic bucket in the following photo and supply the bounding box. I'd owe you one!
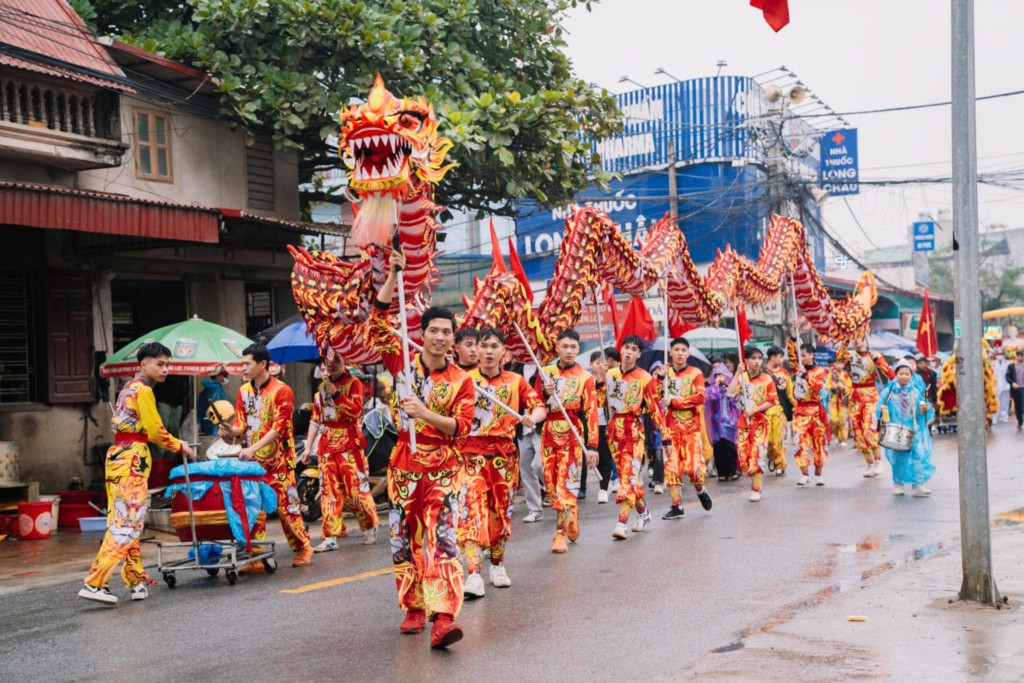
[59,490,98,506]
[0,513,18,537]
[17,501,52,540]
[58,503,96,529]
[149,458,174,489]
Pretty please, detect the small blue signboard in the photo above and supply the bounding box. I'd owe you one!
[913,221,935,252]
[819,128,859,196]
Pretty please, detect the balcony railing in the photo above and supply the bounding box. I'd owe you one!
[0,75,118,139]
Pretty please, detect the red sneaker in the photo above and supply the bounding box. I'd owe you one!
[399,609,426,634]
[430,613,463,649]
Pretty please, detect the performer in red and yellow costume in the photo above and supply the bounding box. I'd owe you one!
[842,338,895,477]
[827,358,853,445]
[654,337,712,520]
[80,343,195,605]
[595,335,672,538]
[365,250,475,649]
[300,357,378,552]
[459,328,546,598]
[223,343,313,569]
[788,338,831,486]
[728,347,779,502]
[764,346,793,476]
[535,329,599,554]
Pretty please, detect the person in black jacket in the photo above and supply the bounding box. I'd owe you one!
[1007,349,1024,431]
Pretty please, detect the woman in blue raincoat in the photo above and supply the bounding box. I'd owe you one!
[876,360,935,497]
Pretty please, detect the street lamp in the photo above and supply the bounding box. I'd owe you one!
[653,67,683,83]
[618,75,647,89]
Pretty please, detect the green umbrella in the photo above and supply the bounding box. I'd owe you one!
[100,316,255,378]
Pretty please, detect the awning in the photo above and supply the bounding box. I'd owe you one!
[0,181,220,243]
[219,208,350,236]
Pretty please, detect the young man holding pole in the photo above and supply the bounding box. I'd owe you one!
[727,347,779,502]
[365,249,475,649]
[653,337,712,520]
[534,329,599,554]
[299,357,378,551]
[844,338,895,477]
[80,343,196,605]
[764,346,793,476]
[788,340,831,487]
[460,328,546,597]
[594,335,672,538]
[221,343,313,569]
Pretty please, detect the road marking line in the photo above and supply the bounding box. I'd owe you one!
[280,566,394,594]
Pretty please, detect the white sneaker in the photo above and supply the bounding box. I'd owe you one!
[523,511,544,523]
[489,564,512,588]
[631,509,652,533]
[464,572,486,598]
[863,463,876,478]
[612,522,628,539]
[912,485,932,497]
[610,479,621,493]
[749,490,762,502]
[775,469,786,477]
[894,485,906,496]
[597,489,609,504]
[129,582,148,601]
[873,460,885,476]
[78,584,118,605]
[796,475,809,486]
[815,476,825,487]
[653,484,664,495]
[313,538,338,553]
[362,527,377,545]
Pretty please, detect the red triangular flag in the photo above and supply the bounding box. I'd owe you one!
[488,218,507,274]
[736,304,753,362]
[916,290,937,357]
[616,297,658,349]
[507,237,533,301]
[750,0,789,32]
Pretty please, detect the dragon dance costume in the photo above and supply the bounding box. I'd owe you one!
[366,302,475,619]
[535,362,598,546]
[459,369,543,575]
[233,376,312,553]
[764,365,792,474]
[733,371,778,494]
[659,365,708,507]
[787,341,830,473]
[827,367,853,444]
[85,376,183,590]
[845,349,895,465]
[600,364,670,525]
[311,370,377,540]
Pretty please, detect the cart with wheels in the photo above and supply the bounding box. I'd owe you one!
[157,458,279,587]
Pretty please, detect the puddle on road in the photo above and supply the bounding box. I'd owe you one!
[709,538,946,655]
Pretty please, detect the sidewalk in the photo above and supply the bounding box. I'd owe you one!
[683,507,1024,682]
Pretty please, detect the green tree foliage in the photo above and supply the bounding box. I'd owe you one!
[71,0,622,216]
[928,228,1024,311]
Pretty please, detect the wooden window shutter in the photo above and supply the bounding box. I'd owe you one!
[246,135,277,211]
[46,273,94,403]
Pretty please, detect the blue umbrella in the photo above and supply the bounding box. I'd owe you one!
[267,321,320,363]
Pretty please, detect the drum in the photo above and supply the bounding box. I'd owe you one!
[879,421,915,451]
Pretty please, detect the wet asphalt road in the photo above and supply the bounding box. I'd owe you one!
[3,425,1023,683]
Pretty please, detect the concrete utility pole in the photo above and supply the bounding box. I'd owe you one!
[951,0,999,605]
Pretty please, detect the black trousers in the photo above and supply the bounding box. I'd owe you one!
[1013,388,1024,426]
[713,439,738,479]
[580,425,616,493]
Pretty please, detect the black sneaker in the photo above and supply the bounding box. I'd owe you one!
[662,506,685,520]
[697,490,713,511]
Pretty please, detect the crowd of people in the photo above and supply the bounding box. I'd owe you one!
[88,253,1023,652]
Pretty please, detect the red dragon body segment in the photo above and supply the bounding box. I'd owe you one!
[463,209,877,364]
[289,76,454,364]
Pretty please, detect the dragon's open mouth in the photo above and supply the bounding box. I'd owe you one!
[348,128,412,189]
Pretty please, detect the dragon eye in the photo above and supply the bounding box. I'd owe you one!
[398,112,422,130]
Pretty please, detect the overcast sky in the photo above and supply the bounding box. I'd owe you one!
[561,0,1024,254]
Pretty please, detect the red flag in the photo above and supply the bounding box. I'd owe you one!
[507,237,533,301]
[750,0,789,32]
[669,317,697,338]
[916,290,938,357]
[736,304,753,361]
[605,284,621,338]
[616,297,657,349]
[488,218,507,275]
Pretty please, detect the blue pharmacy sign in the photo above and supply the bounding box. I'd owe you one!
[913,221,935,252]
[819,128,859,196]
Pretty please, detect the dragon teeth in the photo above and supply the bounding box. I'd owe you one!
[371,165,381,179]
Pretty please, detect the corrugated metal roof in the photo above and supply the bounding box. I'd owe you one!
[0,181,220,243]
[220,208,351,236]
[0,0,128,91]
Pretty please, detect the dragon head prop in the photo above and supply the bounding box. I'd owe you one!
[339,74,455,245]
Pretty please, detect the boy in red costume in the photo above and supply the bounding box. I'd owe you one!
[727,347,779,502]
[788,339,830,487]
